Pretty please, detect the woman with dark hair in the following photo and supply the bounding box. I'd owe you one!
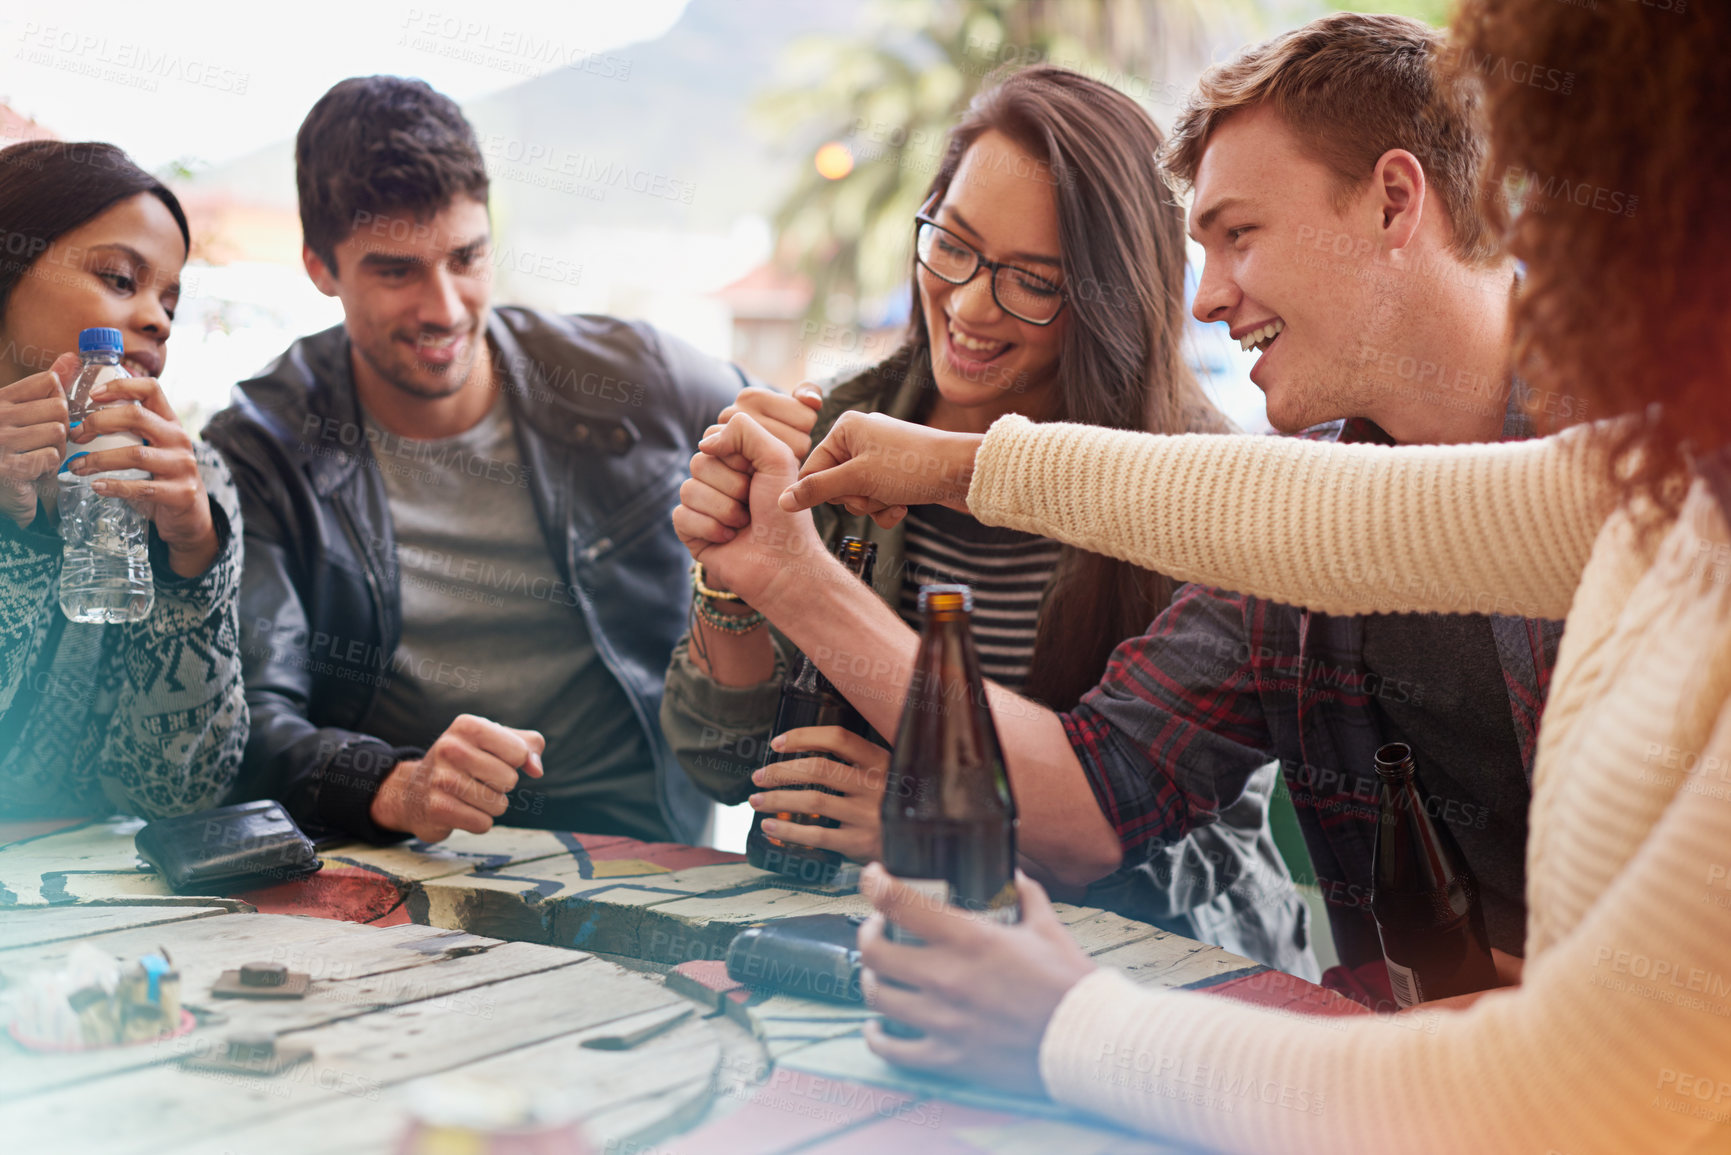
[662,67,1315,977]
[0,140,245,820]
[779,3,1731,1151]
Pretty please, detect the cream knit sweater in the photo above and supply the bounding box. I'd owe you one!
[967,416,1731,1155]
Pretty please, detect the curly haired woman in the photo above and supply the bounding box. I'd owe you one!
[777,2,1731,1151]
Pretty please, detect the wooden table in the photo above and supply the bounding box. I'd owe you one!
[0,819,1367,1153]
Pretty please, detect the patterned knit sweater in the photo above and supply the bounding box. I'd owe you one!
[968,416,1731,1154]
[0,444,246,821]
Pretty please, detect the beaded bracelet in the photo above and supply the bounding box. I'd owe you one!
[691,561,742,602]
[693,591,766,634]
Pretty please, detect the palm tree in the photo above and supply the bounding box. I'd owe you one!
[754,0,1256,327]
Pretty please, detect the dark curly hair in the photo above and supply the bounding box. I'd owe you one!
[0,141,190,319]
[296,76,490,272]
[1450,0,1731,515]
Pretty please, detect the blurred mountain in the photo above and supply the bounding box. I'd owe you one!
[180,0,866,233]
[472,0,865,232]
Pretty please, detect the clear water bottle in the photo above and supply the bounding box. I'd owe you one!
[57,327,153,624]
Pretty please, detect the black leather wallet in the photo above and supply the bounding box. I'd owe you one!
[135,801,322,894]
[725,913,864,1004]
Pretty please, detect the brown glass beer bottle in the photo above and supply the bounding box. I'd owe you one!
[878,584,1019,1037]
[1370,742,1499,1008]
[745,538,878,887]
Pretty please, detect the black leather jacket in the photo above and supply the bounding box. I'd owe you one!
[203,307,746,843]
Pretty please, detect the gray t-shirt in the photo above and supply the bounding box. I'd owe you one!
[361,395,661,839]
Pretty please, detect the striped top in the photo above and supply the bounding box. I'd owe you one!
[895,504,1062,690]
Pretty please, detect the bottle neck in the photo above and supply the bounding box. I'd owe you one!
[909,614,982,707]
[840,550,875,586]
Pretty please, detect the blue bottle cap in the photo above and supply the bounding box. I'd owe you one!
[78,327,123,354]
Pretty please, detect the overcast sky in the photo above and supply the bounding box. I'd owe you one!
[2,0,690,170]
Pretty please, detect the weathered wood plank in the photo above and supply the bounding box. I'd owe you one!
[411,858,775,949]
[793,1100,1014,1155]
[169,1008,726,1155]
[0,915,584,1103]
[320,827,603,885]
[725,991,873,1049]
[234,866,411,927]
[773,1035,1082,1122]
[1051,904,1169,957]
[323,829,700,889]
[661,1068,917,1155]
[1088,935,1262,992]
[0,819,85,848]
[0,818,174,907]
[601,887,870,969]
[0,904,232,951]
[1,954,710,1155]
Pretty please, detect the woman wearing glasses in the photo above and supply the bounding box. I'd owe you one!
[661,67,1314,977]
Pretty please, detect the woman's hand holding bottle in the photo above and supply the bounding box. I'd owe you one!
[0,353,77,529]
[66,376,216,578]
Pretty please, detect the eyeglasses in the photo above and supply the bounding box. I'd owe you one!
[913,214,1066,326]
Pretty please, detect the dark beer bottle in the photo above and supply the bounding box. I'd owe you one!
[879,584,1019,1038]
[745,537,878,888]
[1370,742,1499,1008]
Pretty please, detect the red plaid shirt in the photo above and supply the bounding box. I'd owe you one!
[1063,408,1560,997]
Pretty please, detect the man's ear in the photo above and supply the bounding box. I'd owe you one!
[303,243,339,297]
[1369,148,1428,257]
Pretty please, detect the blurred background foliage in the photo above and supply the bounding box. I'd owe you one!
[758,0,1449,327]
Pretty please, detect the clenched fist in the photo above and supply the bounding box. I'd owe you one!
[370,713,546,843]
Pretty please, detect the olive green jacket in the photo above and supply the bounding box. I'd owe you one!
[660,348,933,805]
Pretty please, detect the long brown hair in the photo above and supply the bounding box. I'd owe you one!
[1450,0,1731,515]
[905,66,1228,710]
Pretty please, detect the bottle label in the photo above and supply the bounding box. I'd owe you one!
[1385,957,1423,1009]
[61,430,145,472]
[62,365,140,473]
[62,382,145,477]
